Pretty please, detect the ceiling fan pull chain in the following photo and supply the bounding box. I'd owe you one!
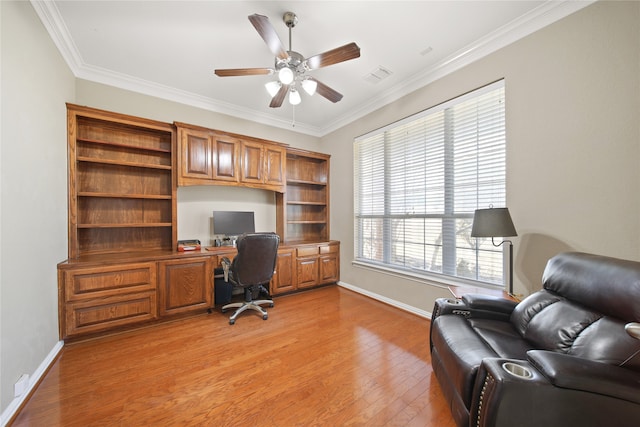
[292,106,296,128]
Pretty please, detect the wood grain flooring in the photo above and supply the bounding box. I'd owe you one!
[11,285,455,426]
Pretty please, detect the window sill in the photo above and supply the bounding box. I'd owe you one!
[351,259,505,292]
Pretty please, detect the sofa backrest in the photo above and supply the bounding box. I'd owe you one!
[510,252,640,371]
[542,252,640,322]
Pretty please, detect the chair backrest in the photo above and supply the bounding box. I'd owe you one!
[230,232,280,287]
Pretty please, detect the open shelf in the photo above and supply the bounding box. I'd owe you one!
[277,149,331,243]
[68,104,176,258]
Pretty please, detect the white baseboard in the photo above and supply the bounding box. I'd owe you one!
[337,281,432,319]
[1,340,64,427]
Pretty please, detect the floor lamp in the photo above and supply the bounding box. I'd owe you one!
[471,207,518,296]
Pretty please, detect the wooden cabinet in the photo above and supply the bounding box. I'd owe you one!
[271,248,296,295]
[60,109,339,340]
[59,262,158,338]
[66,104,176,258]
[319,244,340,283]
[277,148,330,243]
[178,127,241,185]
[157,257,213,316]
[176,122,285,192]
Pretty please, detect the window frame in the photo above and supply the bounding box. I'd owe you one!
[353,80,508,288]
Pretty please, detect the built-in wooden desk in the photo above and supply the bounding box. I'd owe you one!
[58,241,339,341]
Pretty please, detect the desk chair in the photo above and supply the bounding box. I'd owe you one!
[220,232,279,325]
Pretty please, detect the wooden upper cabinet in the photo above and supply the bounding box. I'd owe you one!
[179,128,213,181]
[240,140,264,184]
[211,133,239,182]
[175,122,285,192]
[264,144,286,187]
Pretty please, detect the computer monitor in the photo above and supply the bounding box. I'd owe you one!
[212,211,255,237]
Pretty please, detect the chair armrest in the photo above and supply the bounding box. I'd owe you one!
[527,350,640,404]
[221,257,231,282]
[462,294,518,314]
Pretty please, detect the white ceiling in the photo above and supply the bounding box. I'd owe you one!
[32,1,592,136]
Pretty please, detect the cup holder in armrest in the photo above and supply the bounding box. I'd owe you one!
[502,362,534,380]
[446,298,463,305]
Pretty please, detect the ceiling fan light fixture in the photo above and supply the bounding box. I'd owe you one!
[289,87,301,105]
[278,67,294,84]
[265,81,281,97]
[301,78,317,96]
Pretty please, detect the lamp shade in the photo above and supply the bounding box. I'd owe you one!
[471,207,517,238]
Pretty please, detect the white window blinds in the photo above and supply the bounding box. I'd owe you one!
[354,80,507,285]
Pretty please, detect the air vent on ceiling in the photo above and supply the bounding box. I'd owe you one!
[363,66,393,84]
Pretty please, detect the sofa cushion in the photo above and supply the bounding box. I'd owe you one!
[468,318,534,359]
[570,317,640,369]
[510,290,562,337]
[521,298,602,353]
[431,315,498,407]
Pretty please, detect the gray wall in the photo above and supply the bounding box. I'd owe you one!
[1,1,74,413]
[323,1,640,309]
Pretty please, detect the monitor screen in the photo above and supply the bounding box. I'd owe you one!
[213,211,255,236]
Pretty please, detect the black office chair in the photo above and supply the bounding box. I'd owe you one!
[220,232,279,325]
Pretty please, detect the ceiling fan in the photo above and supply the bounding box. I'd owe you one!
[214,12,361,108]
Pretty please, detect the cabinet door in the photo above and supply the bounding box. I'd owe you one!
[158,258,213,316]
[271,248,296,295]
[211,133,239,182]
[319,255,339,284]
[319,243,340,284]
[296,256,319,289]
[240,140,264,184]
[264,144,286,187]
[179,128,213,181]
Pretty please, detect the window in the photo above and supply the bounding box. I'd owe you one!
[354,80,507,286]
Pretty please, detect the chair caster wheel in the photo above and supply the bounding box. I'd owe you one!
[263,314,268,320]
[229,319,235,325]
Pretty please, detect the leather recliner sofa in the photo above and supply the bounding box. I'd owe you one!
[429,252,640,427]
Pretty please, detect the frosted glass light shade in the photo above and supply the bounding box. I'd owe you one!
[265,81,281,97]
[289,88,301,105]
[278,67,294,84]
[301,78,317,96]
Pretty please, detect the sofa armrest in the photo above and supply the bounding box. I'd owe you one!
[462,294,518,314]
[470,357,640,427]
[527,350,640,405]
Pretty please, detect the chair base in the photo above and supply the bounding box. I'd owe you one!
[222,299,274,325]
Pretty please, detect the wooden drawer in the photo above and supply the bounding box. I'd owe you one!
[63,262,156,302]
[64,291,157,338]
[319,244,339,254]
[297,246,319,257]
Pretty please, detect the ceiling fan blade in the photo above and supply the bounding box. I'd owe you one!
[305,42,361,70]
[269,84,289,108]
[248,14,288,61]
[214,68,273,77]
[310,78,343,103]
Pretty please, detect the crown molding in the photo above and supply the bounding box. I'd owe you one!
[320,0,596,136]
[31,0,594,137]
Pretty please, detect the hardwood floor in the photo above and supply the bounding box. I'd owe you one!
[11,286,455,426]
